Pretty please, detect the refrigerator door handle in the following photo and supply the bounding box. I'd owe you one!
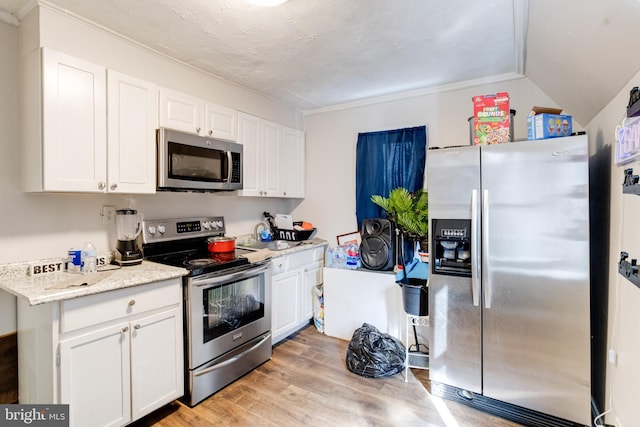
[471,189,480,307]
[482,189,492,309]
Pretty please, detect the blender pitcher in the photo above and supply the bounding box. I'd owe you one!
[114,209,144,266]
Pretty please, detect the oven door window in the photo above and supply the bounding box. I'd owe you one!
[168,141,228,182]
[202,275,265,343]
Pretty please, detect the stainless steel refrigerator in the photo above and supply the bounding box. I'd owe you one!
[427,135,591,426]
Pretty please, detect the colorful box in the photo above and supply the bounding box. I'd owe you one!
[472,92,511,145]
[527,106,572,140]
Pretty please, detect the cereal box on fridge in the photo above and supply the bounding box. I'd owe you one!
[472,92,511,145]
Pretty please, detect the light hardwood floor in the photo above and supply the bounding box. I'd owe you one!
[132,326,523,427]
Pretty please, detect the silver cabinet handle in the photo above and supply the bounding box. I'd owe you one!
[128,300,136,306]
[134,324,140,330]
[208,130,213,136]
[122,326,129,333]
[110,183,118,191]
[196,127,201,134]
[98,182,106,190]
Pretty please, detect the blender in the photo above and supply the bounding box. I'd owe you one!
[114,209,143,266]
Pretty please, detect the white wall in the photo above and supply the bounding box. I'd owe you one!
[586,74,640,427]
[296,78,575,243]
[0,6,303,335]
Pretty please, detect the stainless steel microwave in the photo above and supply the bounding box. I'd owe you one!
[157,128,243,192]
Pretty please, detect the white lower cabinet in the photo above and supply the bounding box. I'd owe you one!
[59,322,131,427]
[17,278,183,427]
[271,247,324,344]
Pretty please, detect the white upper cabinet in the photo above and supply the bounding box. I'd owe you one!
[159,89,238,142]
[237,112,282,197]
[22,48,107,192]
[204,103,238,141]
[107,70,158,193]
[158,89,204,136]
[21,48,157,193]
[281,127,305,198]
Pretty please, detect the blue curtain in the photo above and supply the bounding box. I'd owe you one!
[355,126,427,229]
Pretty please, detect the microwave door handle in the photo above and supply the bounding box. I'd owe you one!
[226,151,232,182]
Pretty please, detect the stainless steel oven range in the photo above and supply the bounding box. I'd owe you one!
[141,216,271,406]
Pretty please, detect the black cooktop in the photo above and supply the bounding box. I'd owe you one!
[145,248,254,277]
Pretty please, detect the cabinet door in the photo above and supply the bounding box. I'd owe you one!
[272,270,300,344]
[41,48,107,192]
[204,103,238,141]
[59,322,131,427]
[262,120,282,197]
[302,261,323,321]
[281,127,305,198]
[238,112,262,196]
[159,89,204,135]
[107,70,157,194]
[130,307,183,420]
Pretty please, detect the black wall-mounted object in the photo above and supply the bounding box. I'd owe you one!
[627,86,640,117]
[622,168,640,195]
[618,251,640,289]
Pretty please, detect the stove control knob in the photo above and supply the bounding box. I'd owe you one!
[213,220,223,229]
[148,225,157,235]
[202,221,211,230]
[157,225,166,234]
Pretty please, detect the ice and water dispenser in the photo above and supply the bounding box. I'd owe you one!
[431,219,472,277]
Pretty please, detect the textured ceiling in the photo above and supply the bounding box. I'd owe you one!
[1,0,640,123]
[0,0,525,112]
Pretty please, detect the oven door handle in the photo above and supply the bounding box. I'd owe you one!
[191,261,271,287]
[193,332,272,377]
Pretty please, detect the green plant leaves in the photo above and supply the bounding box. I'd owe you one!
[370,187,428,240]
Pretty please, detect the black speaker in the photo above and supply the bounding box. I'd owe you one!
[360,218,394,271]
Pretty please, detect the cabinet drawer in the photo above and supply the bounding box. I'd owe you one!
[271,256,288,275]
[288,247,325,269]
[60,279,181,333]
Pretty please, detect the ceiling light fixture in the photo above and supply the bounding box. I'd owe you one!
[244,0,289,6]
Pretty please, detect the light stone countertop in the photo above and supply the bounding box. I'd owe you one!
[236,236,328,257]
[0,259,188,306]
[0,237,327,306]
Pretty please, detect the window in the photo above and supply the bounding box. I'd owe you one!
[355,126,427,229]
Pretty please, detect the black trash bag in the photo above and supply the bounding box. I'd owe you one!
[345,323,406,378]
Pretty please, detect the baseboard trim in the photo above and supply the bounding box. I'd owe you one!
[431,381,588,427]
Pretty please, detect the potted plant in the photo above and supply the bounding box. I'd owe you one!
[370,187,429,252]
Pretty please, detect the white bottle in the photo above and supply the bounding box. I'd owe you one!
[81,241,97,274]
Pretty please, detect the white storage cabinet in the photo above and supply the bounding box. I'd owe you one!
[271,247,324,344]
[159,88,238,141]
[237,112,282,197]
[21,47,157,193]
[281,127,306,198]
[17,278,183,427]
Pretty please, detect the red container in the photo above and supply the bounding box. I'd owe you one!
[207,236,236,253]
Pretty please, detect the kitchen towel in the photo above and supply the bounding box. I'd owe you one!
[45,270,114,290]
[240,248,273,263]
